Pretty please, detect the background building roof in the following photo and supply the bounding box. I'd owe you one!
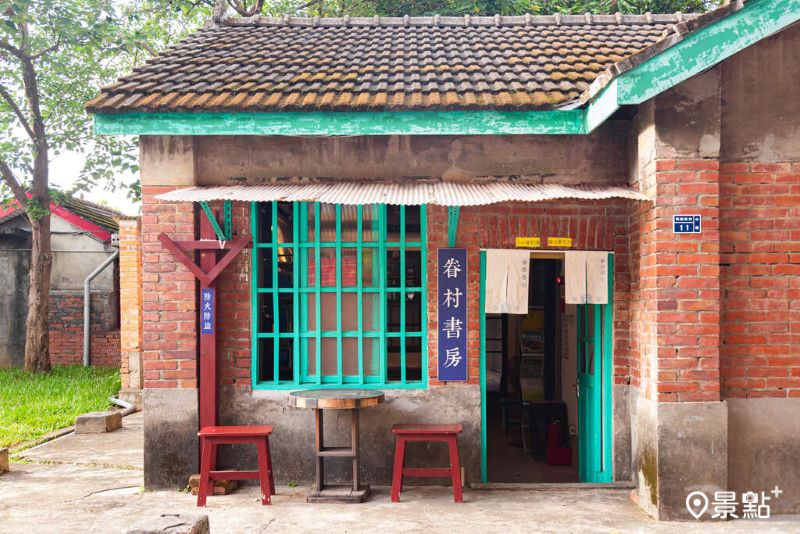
[86,13,697,113]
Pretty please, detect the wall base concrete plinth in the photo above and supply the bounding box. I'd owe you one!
[143,388,198,490]
[633,397,728,520]
[728,398,800,514]
[217,385,481,487]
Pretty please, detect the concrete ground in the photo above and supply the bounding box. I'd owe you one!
[1,413,798,534]
[16,411,144,469]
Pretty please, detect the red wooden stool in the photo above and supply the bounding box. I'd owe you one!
[197,425,276,506]
[391,424,463,503]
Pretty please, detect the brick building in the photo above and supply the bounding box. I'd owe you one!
[89,0,799,519]
[0,197,121,368]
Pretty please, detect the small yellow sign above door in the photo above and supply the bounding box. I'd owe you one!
[515,237,541,248]
[547,237,573,248]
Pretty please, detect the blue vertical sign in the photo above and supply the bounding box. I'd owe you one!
[438,248,468,381]
[200,287,214,334]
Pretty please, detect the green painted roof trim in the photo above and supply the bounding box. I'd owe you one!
[94,109,586,136]
[95,0,799,137]
[585,0,800,132]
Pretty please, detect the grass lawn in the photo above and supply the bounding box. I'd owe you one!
[0,365,120,448]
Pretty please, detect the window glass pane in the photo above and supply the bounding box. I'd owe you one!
[340,205,358,242]
[405,249,422,287]
[341,248,358,287]
[342,338,359,376]
[257,293,273,333]
[277,248,293,288]
[305,338,316,376]
[341,293,360,331]
[276,202,294,243]
[361,293,380,331]
[405,337,423,382]
[278,293,293,333]
[307,203,337,242]
[387,292,401,333]
[387,249,401,288]
[321,294,336,332]
[361,205,377,243]
[404,205,422,242]
[364,338,380,377]
[405,291,423,333]
[321,338,337,375]
[257,250,273,289]
[306,249,337,287]
[388,290,422,333]
[362,249,377,288]
[386,204,402,242]
[278,338,294,382]
[258,338,274,382]
[387,339,401,381]
[257,203,273,244]
[304,293,336,332]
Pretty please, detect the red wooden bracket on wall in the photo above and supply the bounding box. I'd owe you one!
[158,233,252,287]
[158,230,252,436]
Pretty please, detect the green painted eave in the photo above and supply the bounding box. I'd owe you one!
[94,0,800,137]
[93,109,586,136]
[585,0,800,132]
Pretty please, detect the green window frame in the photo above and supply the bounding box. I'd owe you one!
[250,201,428,389]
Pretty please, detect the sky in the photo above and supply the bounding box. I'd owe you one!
[50,148,140,216]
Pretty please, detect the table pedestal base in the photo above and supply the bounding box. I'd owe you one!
[307,484,370,503]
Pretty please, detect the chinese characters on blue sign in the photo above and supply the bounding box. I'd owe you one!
[673,214,702,234]
[438,248,467,381]
[200,287,214,334]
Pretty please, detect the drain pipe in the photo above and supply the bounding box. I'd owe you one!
[83,250,119,367]
[109,396,136,417]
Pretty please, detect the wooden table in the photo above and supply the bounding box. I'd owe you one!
[289,389,384,503]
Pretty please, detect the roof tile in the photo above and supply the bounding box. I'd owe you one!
[87,13,697,113]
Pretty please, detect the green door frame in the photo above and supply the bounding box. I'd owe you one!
[478,251,613,484]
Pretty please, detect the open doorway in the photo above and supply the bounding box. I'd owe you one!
[480,251,614,484]
[484,257,579,483]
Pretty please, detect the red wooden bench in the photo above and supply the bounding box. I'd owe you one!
[390,424,463,503]
[197,425,275,506]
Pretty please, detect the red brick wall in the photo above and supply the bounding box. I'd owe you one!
[48,292,120,367]
[187,200,633,389]
[720,162,800,399]
[629,160,722,402]
[426,201,632,387]
[214,202,252,388]
[140,186,198,388]
[119,218,143,389]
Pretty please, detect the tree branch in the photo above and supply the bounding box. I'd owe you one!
[0,39,24,59]
[30,41,60,60]
[295,0,323,11]
[0,83,35,140]
[226,0,265,16]
[0,159,29,209]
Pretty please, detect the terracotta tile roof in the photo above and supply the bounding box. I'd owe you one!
[87,13,698,113]
[62,198,121,232]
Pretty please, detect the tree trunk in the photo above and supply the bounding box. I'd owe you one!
[21,47,52,373]
[24,214,52,372]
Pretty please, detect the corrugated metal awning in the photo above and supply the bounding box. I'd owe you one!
[156,182,649,206]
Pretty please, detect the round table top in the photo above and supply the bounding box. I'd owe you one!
[288,389,385,410]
